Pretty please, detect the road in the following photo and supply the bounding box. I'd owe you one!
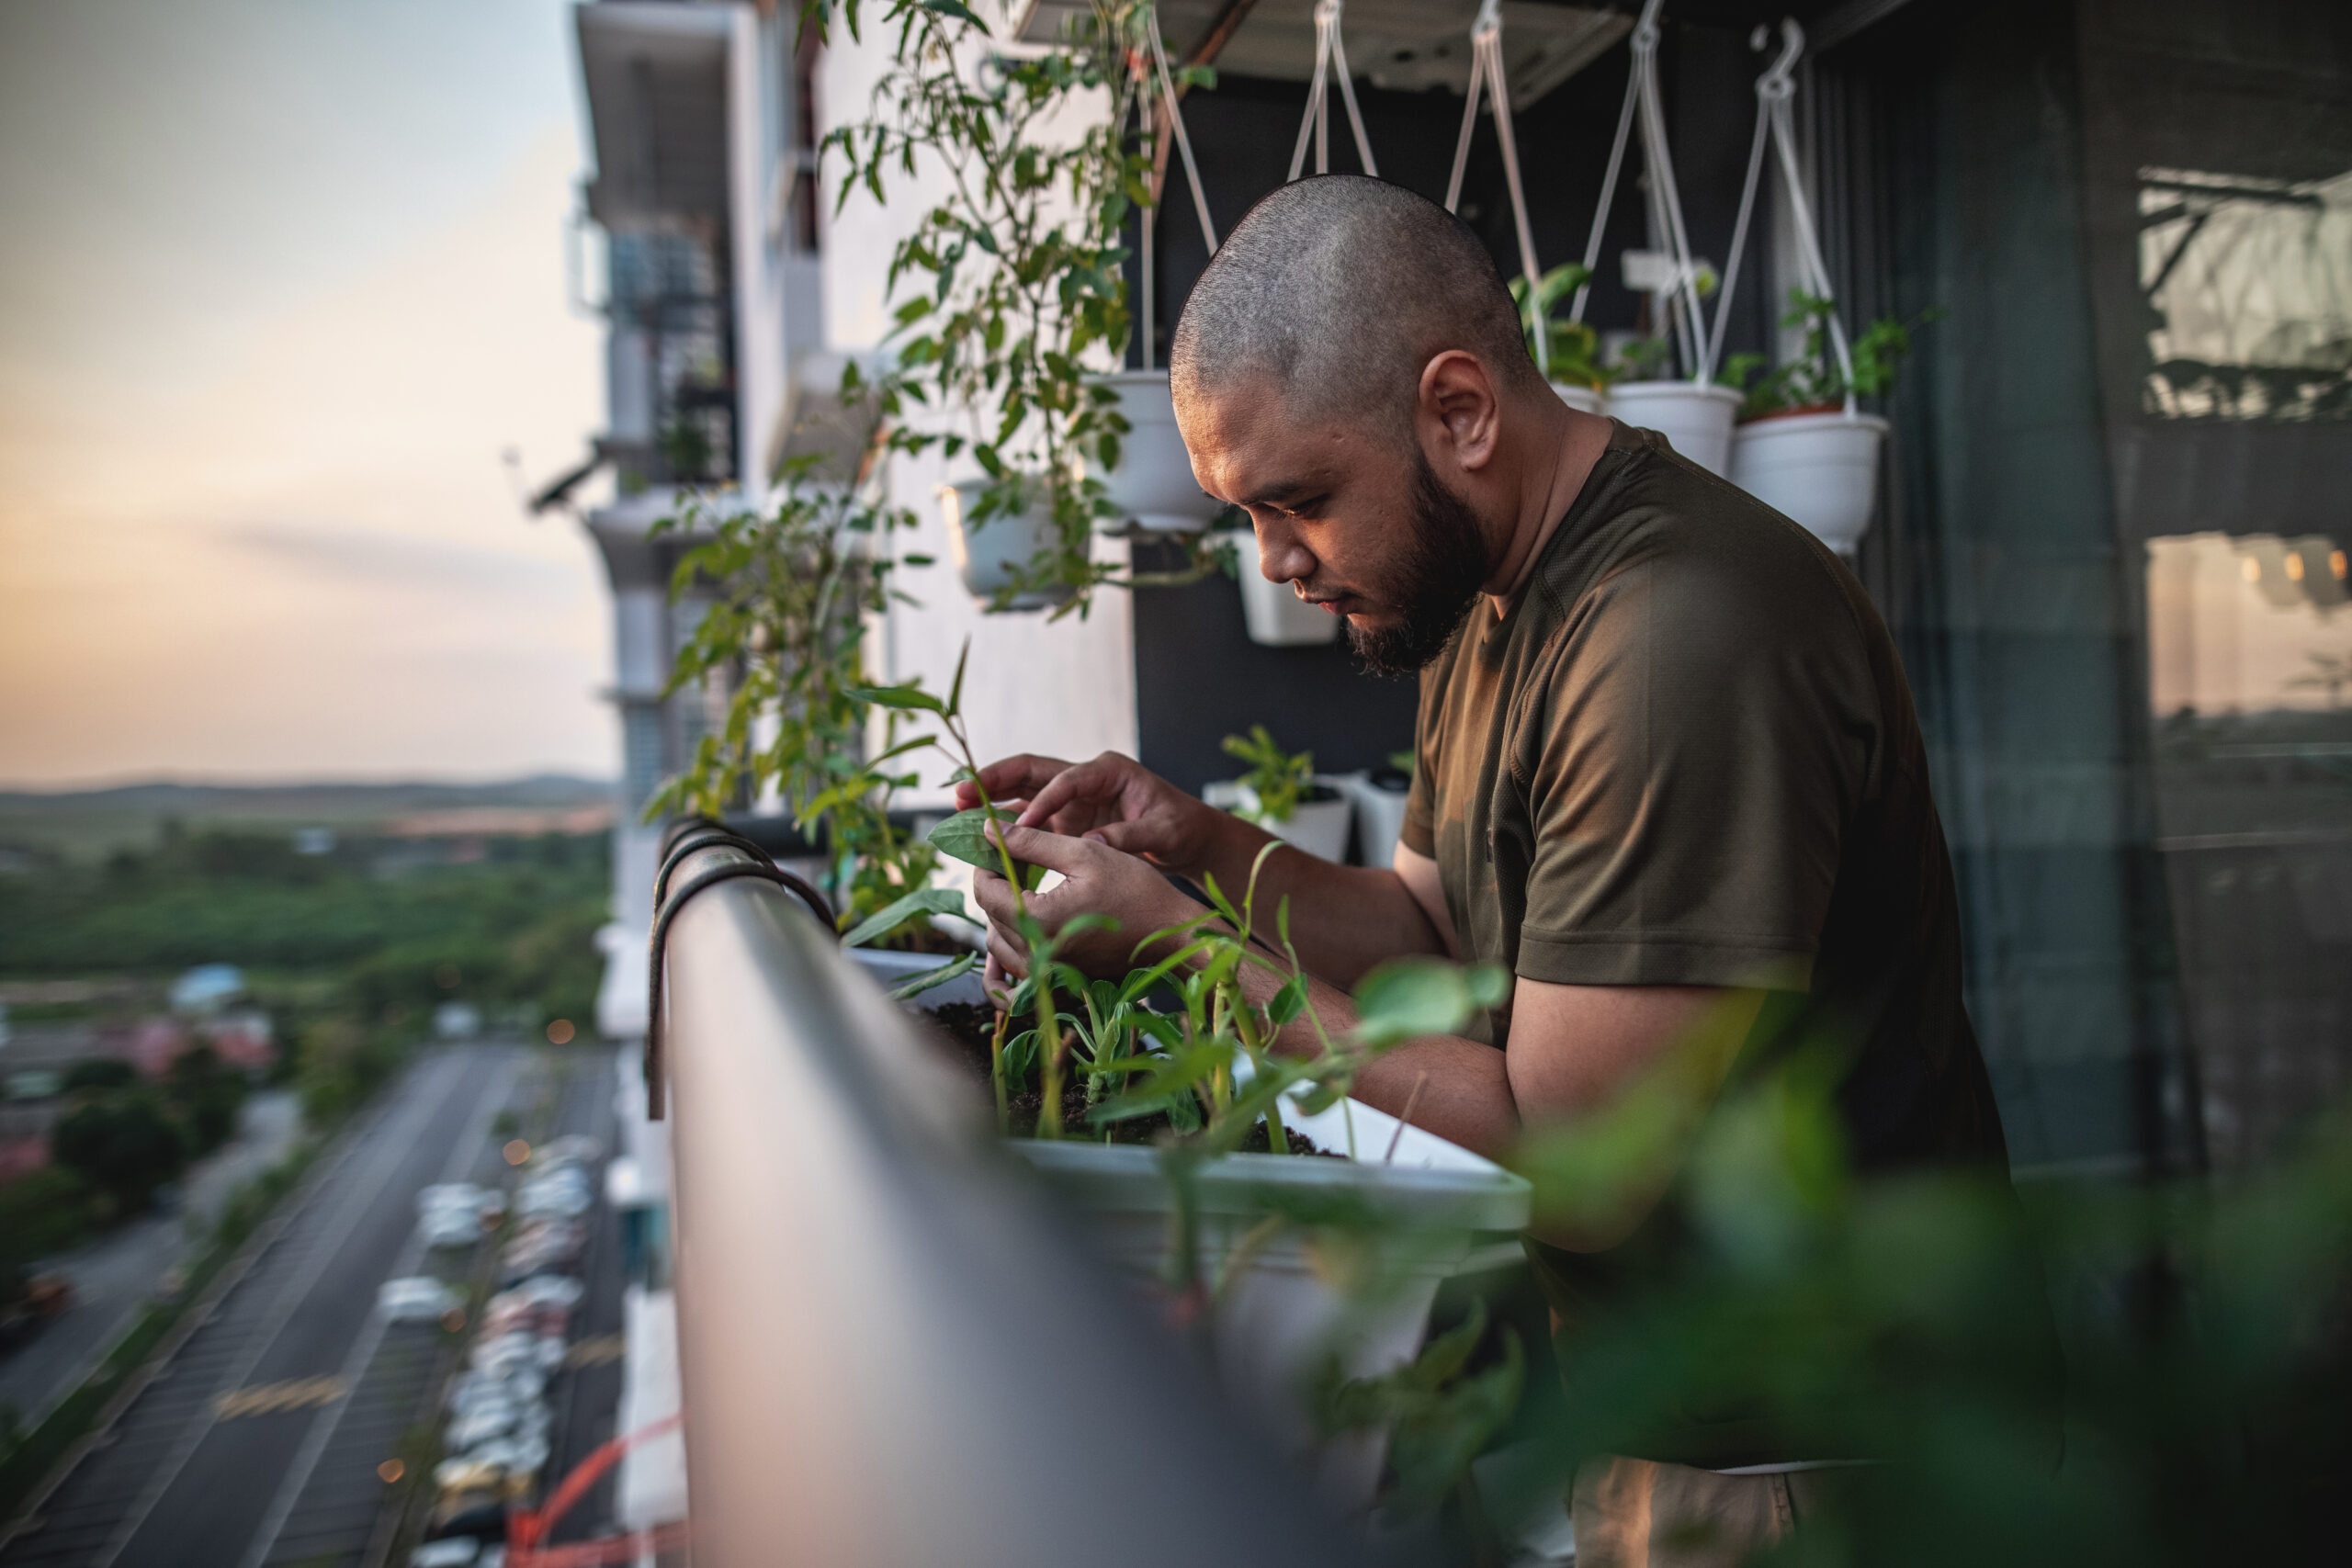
[0,1045,527,1568]
[537,1052,626,1550]
[0,1093,303,1428]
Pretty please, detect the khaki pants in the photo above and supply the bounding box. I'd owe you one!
[1571,1456,1845,1568]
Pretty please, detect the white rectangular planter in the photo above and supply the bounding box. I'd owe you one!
[851,948,1531,1517]
[1008,1089,1527,1517]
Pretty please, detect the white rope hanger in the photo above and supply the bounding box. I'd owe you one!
[1285,0,1378,182]
[1443,0,1549,375]
[1132,3,1221,370]
[1708,18,1859,412]
[1566,0,1715,384]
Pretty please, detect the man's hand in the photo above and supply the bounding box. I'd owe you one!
[969,823,1202,982]
[953,751,1225,879]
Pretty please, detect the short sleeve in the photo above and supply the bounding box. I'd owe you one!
[1399,665,1443,859]
[1510,554,1875,991]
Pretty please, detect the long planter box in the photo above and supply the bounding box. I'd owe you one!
[850,947,1532,1515]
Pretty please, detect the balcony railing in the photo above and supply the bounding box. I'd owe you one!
[651,835,1363,1564]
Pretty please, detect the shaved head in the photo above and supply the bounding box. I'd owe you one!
[1170,175,1542,437]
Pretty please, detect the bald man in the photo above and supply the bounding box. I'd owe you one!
[962,176,2044,1561]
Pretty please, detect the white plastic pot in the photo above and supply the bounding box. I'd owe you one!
[1203,778,1354,863]
[1549,381,1606,415]
[1730,409,1890,556]
[1337,773,1411,870]
[1092,371,1222,535]
[1008,1092,1528,1516]
[941,479,1074,611]
[1604,379,1744,477]
[1226,536,1340,647]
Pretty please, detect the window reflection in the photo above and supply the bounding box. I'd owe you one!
[2139,166,2352,421]
[2145,533,2352,1168]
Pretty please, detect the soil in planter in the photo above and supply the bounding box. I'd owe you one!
[920,1002,1331,1155]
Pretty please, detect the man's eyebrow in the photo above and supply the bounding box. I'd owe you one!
[1234,475,1327,509]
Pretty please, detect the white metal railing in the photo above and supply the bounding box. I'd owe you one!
[650,834,1360,1565]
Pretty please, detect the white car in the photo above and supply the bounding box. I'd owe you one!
[378,1277,460,1324]
[418,1209,484,1250]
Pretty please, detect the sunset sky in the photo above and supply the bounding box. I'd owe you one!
[0,0,610,788]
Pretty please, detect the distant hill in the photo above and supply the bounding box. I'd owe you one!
[0,776,618,862]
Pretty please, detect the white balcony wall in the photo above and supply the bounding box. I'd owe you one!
[820,17,1139,803]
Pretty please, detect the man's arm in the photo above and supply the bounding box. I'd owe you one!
[956,751,1449,987]
[969,823,1761,1249]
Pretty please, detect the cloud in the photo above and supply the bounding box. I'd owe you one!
[220,521,578,599]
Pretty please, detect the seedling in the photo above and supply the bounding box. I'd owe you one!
[1724,288,1938,420]
[1221,725,1315,827]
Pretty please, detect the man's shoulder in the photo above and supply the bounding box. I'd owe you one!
[1527,424,1869,647]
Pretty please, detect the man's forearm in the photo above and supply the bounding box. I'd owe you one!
[1236,958,1522,1161]
[1183,811,1446,987]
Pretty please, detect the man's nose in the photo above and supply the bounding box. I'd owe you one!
[1252,516,1316,586]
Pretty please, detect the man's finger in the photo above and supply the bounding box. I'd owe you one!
[969,864,1021,925]
[953,754,1070,811]
[989,822,1102,875]
[1015,758,1125,829]
[987,928,1030,979]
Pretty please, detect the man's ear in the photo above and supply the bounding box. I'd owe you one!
[1419,350,1503,474]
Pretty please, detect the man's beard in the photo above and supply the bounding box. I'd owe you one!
[1346,450,1493,677]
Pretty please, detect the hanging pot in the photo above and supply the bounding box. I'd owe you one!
[1337,770,1411,870]
[1204,778,1355,863]
[1091,370,1222,535]
[1730,409,1889,556]
[1550,381,1607,415]
[1220,535,1340,648]
[940,479,1074,611]
[1603,380,1743,477]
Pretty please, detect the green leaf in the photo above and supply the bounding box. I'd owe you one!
[1269,974,1308,1027]
[887,951,978,1000]
[840,886,974,948]
[1351,958,1508,1049]
[848,682,944,714]
[925,807,997,870]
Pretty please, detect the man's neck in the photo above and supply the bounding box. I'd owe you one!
[1483,401,1613,615]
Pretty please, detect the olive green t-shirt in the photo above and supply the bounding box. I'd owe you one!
[1403,421,2030,1464]
[1403,420,2003,1166]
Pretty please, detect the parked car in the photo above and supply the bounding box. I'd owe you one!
[378,1277,460,1324]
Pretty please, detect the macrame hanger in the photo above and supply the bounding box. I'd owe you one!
[1130,6,1221,370]
[1565,0,1711,383]
[1444,0,1548,375]
[1706,18,1857,409]
[1286,0,1378,182]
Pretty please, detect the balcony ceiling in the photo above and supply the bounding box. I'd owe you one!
[1015,0,1632,108]
[578,2,732,231]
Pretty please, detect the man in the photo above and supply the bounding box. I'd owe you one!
[960,176,2030,1562]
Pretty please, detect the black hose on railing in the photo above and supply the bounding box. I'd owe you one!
[652,840,1369,1566]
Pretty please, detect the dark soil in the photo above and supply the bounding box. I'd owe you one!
[919,1002,1333,1155]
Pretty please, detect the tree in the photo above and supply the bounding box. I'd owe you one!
[51,1094,187,1215]
[62,1058,135,1094]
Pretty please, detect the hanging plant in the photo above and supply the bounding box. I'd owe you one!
[823,1,1200,615]
[1724,288,1938,422]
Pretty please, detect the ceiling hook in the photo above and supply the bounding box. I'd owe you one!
[1752,17,1804,99]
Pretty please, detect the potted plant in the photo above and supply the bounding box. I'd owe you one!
[829,1,1151,615]
[1724,288,1928,555]
[649,469,968,953]
[1510,263,1613,414]
[1202,725,1353,863]
[1209,529,1340,648]
[1337,751,1415,872]
[838,672,1525,1514]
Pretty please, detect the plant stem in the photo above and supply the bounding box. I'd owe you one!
[989,1005,1011,1134]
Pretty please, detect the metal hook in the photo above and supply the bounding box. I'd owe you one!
[1472,0,1501,45]
[1750,17,1804,99]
